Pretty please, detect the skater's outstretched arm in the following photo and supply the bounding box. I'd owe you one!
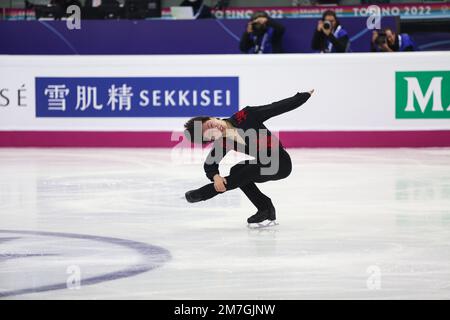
[249,90,314,123]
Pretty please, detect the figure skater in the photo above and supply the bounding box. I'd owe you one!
[183,90,314,227]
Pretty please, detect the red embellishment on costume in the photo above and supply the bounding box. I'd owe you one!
[235,109,248,124]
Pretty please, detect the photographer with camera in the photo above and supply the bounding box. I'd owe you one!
[311,10,350,53]
[371,28,416,52]
[239,11,285,54]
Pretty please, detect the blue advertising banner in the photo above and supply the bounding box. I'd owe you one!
[35,77,239,117]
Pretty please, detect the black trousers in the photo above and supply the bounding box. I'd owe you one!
[196,148,292,210]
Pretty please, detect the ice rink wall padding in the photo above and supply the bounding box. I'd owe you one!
[1,52,449,148]
[1,130,450,148]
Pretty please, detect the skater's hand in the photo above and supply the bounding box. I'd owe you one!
[213,174,227,192]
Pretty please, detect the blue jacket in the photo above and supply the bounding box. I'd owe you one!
[398,33,417,51]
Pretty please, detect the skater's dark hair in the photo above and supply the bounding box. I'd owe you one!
[184,116,211,144]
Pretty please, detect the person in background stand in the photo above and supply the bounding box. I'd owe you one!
[180,0,212,19]
[239,11,285,54]
[371,28,417,52]
[311,10,350,53]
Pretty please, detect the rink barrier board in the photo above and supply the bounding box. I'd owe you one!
[1,53,449,135]
[1,131,450,148]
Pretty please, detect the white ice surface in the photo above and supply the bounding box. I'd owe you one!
[0,148,449,299]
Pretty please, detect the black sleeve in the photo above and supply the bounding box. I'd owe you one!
[267,19,285,53]
[248,92,311,123]
[327,33,349,53]
[239,31,253,53]
[203,139,232,181]
[311,30,325,51]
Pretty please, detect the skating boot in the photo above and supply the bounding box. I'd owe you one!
[185,190,203,203]
[247,201,278,229]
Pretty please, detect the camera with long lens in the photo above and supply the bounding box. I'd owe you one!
[323,20,332,31]
[251,21,266,35]
[375,31,387,46]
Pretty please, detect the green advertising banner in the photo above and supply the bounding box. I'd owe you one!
[396,71,450,119]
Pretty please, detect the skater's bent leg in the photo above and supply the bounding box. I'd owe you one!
[190,157,289,203]
[225,163,273,190]
[240,183,271,210]
[189,164,267,202]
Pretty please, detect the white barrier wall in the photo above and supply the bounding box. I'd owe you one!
[0,52,449,132]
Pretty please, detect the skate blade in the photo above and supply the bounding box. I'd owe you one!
[247,220,279,229]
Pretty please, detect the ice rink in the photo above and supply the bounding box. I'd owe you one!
[1,147,449,299]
